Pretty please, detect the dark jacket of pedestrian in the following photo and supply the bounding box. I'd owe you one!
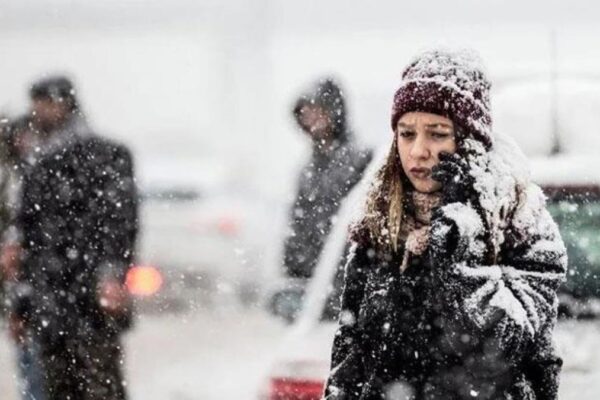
[324,50,566,400]
[15,114,138,343]
[283,79,372,279]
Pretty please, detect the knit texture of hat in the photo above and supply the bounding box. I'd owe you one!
[391,49,493,148]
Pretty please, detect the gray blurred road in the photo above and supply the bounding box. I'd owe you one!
[0,306,287,400]
[2,311,600,399]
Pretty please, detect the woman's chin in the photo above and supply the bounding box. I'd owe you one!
[410,178,441,194]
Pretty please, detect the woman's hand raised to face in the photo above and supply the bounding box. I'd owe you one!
[431,151,473,205]
[430,139,491,264]
[432,139,488,206]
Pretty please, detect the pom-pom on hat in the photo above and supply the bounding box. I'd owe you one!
[391,49,493,148]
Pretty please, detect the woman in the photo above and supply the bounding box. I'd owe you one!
[324,50,567,400]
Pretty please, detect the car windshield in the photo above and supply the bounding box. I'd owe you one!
[547,198,600,297]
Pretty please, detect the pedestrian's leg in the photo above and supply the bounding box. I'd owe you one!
[40,340,79,400]
[20,335,47,400]
[16,342,30,399]
[79,335,128,400]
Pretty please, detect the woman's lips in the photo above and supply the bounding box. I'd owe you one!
[409,167,431,179]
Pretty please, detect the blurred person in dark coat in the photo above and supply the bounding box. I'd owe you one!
[0,117,14,314]
[1,115,46,400]
[1,115,38,280]
[11,76,138,400]
[283,79,372,282]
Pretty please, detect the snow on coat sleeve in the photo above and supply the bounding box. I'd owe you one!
[430,182,567,364]
[324,242,367,399]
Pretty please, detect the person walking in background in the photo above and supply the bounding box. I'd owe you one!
[277,78,372,320]
[324,50,566,399]
[10,76,138,400]
[283,78,372,280]
[1,115,39,270]
[0,115,21,296]
[0,115,46,400]
[0,118,14,317]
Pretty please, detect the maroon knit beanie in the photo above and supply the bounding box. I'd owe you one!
[391,49,493,149]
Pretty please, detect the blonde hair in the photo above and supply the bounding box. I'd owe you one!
[352,135,406,252]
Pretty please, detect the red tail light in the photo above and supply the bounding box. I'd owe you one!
[126,265,163,296]
[216,215,240,236]
[269,377,324,400]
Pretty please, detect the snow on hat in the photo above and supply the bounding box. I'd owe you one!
[391,49,493,148]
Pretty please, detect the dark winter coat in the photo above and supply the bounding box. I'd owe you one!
[14,117,138,344]
[325,138,567,400]
[284,80,372,279]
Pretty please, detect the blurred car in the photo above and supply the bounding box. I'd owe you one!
[531,155,600,319]
[127,186,221,313]
[258,153,600,400]
[126,160,280,314]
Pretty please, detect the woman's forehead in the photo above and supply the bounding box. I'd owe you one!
[397,112,453,127]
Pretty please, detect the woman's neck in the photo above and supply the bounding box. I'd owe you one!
[409,191,442,225]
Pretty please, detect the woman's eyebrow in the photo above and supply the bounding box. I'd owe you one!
[425,123,453,129]
[397,122,415,129]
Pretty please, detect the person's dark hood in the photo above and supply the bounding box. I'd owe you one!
[293,78,350,143]
[30,75,79,111]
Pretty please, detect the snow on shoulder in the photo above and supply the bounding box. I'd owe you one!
[437,133,567,341]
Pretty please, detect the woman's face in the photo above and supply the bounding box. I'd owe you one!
[396,112,457,193]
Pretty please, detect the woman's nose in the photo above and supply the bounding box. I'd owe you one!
[410,135,430,159]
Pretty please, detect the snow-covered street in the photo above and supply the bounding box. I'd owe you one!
[0,306,288,400]
[2,308,600,399]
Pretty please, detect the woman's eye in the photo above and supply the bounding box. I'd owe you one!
[399,130,415,139]
[431,132,451,139]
